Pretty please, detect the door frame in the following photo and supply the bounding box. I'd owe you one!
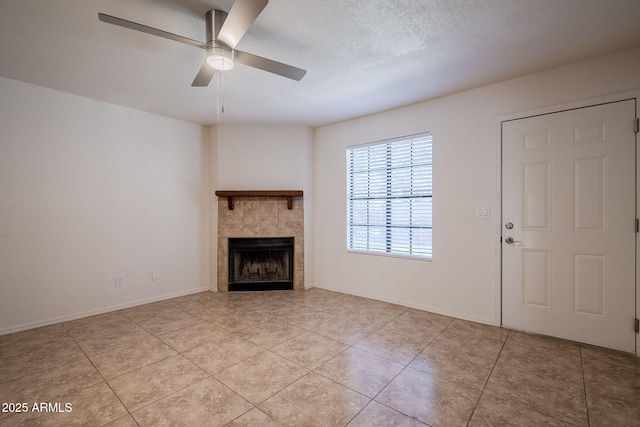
[495,90,640,355]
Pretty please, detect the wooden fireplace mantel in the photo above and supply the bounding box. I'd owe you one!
[215,190,303,210]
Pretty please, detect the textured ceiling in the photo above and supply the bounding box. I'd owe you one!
[1,0,640,127]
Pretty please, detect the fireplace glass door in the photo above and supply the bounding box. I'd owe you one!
[228,237,294,291]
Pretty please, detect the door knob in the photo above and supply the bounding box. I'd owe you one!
[504,237,522,245]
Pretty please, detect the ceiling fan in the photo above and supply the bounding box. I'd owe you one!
[98,0,306,87]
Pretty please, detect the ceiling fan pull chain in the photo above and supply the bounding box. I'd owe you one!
[221,71,225,115]
[215,71,226,120]
[216,72,221,120]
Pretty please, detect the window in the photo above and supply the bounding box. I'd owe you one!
[347,133,432,259]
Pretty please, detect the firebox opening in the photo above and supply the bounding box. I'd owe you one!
[228,237,294,291]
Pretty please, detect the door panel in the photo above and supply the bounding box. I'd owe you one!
[522,161,551,230]
[572,156,607,232]
[502,100,636,352]
[522,249,551,309]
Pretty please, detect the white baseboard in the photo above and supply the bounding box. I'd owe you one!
[314,284,498,327]
[0,287,211,336]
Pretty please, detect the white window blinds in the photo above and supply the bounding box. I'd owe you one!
[347,133,432,259]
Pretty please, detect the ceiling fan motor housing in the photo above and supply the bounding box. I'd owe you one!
[206,10,234,71]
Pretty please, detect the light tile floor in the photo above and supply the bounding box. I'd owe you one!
[0,288,638,426]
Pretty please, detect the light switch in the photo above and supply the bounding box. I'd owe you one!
[475,207,491,219]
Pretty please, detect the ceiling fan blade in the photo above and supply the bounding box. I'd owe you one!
[234,51,306,81]
[98,13,206,49]
[192,62,216,86]
[217,0,268,49]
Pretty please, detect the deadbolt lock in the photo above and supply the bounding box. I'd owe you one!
[505,222,514,229]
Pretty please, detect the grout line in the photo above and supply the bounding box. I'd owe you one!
[69,300,236,424]
[579,345,591,427]
[65,329,140,426]
[474,333,587,427]
[465,328,511,425]
[9,289,603,426]
[335,309,452,425]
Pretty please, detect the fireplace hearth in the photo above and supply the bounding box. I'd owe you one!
[228,237,294,291]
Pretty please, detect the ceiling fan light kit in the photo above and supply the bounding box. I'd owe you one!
[98,0,306,87]
[207,43,234,71]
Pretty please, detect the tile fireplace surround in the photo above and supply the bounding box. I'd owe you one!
[217,194,304,292]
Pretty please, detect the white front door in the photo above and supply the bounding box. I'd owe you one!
[502,100,637,352]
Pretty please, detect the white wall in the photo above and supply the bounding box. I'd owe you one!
[0,77,210,334]
[313,48,640,325]
[210,124,314,288]
[3,47,639,338]
[208,125,219,291]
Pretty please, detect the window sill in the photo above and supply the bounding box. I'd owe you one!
[347,249,432,262]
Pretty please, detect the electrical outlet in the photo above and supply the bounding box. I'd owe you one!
[152,270,159,281]
[115,276,124,288]
[379,270,385,280]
